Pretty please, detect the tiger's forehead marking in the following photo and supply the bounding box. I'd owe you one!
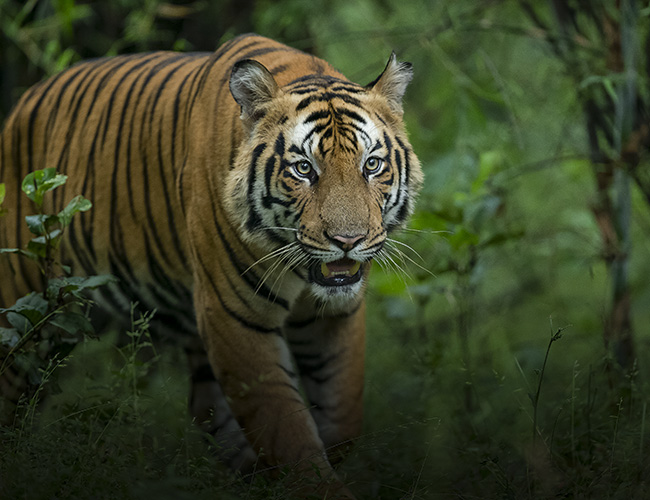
[284,76,377,159]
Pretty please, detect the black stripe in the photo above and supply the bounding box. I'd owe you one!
[274,132,285,156]
[156,111,189,271]
[245,143,267,232]
[285,301,362,329]
[108,251,140,306]
[262,156,277,210]
[66,217,98,276]
[390,136,412,226]
[295,91,363,112]
[228,112,239,169]
[196,253,281,335]
[270,64,289,75]
[287,74,343,87]
[293,351,340,381]
[276,363,298,379]
[337,107,366,124]
[395,136,410,187]
[143,234,192,310]
[290,86,320,96]
[239,46,288,61]
[304,110,330,123]
[191,363,216,382]
[330,84,364,93]
[170,59,203,169]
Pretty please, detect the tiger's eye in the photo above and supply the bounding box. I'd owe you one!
[364,157,383,174]
[295,160,312,177]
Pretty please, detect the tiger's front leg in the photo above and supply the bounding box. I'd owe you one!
[192,285,354,498]
[286,298,366,465]
[184,337,257,471]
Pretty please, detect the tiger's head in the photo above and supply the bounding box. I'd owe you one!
[225,54,422,303]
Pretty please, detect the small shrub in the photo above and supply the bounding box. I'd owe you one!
[0,168,115,423]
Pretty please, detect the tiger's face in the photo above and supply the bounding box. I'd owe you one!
[226,57,422,302]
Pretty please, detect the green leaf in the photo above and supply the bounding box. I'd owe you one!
[448,227,480,250]
[26,239,47,259]
[479,228,525,248]
[29,228,63,246]
[58,195,92,227]
[7,313,31,334]
[75,275,118,289]
[50,311,94,336]
[26,228,64,258]
[54,48,78,73]
[1,293,49,332]
[0,248,40,261]
[0,327,20,348]
[25,214,59,236]
[21,168,68,206]
[0,292,49,316]
[47,275,117,298]
[471,150,504,194]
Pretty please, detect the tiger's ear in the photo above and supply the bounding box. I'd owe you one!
[230,59,279,123]
[366,53,413,114]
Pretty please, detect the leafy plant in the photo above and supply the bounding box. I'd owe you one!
[0,168,115,422]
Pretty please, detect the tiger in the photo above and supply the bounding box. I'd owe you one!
[0,34,422,497]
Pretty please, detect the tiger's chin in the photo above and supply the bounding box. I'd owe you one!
[307,258,368,305]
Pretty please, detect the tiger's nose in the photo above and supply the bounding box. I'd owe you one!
[327,232,366,251]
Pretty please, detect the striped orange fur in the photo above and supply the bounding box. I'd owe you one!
[0,34,422,497]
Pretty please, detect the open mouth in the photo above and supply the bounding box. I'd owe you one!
[309,258,363,287]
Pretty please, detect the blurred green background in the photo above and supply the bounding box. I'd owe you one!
[1,0,650,499]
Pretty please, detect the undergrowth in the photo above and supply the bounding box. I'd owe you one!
[1,305,648,500]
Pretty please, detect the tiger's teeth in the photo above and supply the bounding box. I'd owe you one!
[320,260,362,278]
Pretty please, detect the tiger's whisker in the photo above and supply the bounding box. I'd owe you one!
[269,252,311,298]
[385,241,435,278]
[383,248,413,280]
[243,242,299,276]
[255,244,308,297]
[386,237,426,263]
[397,227,451,235]
[259,227,299,232]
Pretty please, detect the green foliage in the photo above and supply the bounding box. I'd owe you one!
[0,0,84,77]
[2,168,92,274]
[21,168,67,205]
[0,168,115,423]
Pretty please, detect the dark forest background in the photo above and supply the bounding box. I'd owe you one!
[1,1,650,499]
